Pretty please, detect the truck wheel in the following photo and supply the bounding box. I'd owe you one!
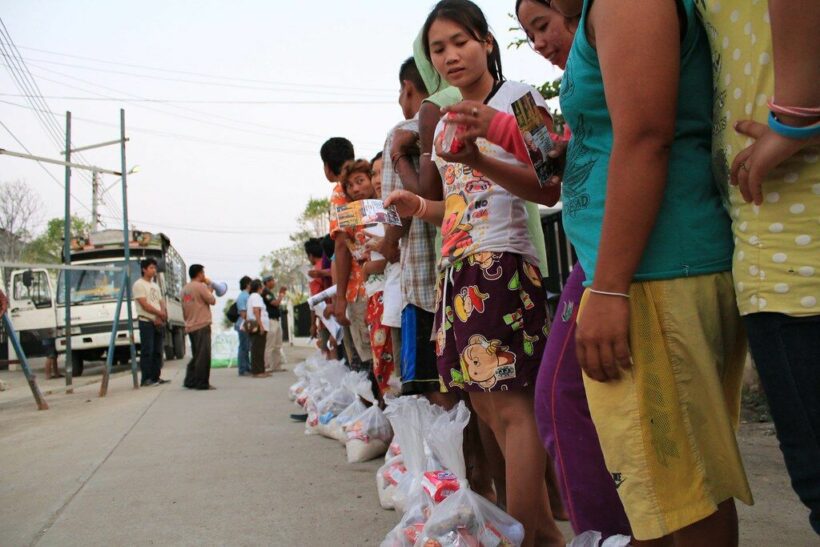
[173,328,186,359]
[71,352,84,377]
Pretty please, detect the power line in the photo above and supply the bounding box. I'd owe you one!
[3,57,388,149]
[98,215,295,235]
[0,99,324,156]
[2,63,384,148]
[19,56,396,98]
[0,20,107,202]
[0,93,396,105]
[0,119,94,215]
[15,44,397,93]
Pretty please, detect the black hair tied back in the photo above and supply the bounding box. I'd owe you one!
[422,0,504,83]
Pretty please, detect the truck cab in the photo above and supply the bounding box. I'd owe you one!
[55,229,187,376]
[1,266,58,363]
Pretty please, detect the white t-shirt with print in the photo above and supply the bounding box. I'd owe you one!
[133,277,163,321]
[246,292,270,331]
[432,80,546,269]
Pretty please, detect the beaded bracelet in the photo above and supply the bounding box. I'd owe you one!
[768,112,820,140]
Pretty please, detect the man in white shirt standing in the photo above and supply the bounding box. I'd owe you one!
[246,279,270,378]
[133,257,169,387]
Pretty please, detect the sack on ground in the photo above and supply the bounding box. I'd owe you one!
[346,405,392,463]
[417,402,525,547]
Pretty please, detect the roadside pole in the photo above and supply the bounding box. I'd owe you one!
[63,111,73,394]
[120,109,139,388]
[1,311,48,410]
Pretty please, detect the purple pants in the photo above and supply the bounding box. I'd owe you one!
[535,265,631,537]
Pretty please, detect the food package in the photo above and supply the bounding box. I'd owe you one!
[422,471,461,504]
[377,454,408,510]
[316,383,356,438]
[417,403,525,547]
[346,405,393,463]
[385,440,402,461]
[329,398,368,443]
[440,113,466,155]
[288,378,307,401]
[379,489,435,547]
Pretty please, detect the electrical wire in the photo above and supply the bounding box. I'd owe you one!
[98,215,295,235]
[0,93,396,105]
[14,44,397,93]
[0,21,105,199]
[0,119,94,215]
[0,99,322,157]
[0,58,386,149]
[19,56,396,98]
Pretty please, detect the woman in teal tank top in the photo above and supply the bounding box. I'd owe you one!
[555,0,752,543]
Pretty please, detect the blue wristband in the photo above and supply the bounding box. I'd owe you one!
[768,111,820,140]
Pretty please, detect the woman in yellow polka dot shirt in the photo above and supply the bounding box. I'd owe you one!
[695,0,820,537]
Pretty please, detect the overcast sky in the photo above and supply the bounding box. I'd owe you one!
[1,0,561,303]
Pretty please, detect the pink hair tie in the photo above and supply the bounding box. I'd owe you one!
[768,98,820,119]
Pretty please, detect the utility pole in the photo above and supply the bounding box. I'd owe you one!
[90,170,100,230]
[63,111,73,393]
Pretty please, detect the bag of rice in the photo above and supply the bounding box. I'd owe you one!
[329,398,367,443]
[345,405,392,463]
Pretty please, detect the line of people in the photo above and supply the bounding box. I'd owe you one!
[306,1,818,545]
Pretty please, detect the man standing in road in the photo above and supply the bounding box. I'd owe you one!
[235,276,252,376]
[133,257,169,387]
[262,275,287,372]
[182,264,216,390]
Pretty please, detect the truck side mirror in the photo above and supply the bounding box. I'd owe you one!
[22,270,33,288]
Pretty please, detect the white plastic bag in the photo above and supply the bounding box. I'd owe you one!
[377,454,407,510]
[379,488,435,547]
[346,405,392,463]
[567,531,632,547]
[330,399,367,443]
[384,397,431,514]
[417,403,525,547]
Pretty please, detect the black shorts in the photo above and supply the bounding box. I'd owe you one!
[41,337,57,358]
[400,305,440,395]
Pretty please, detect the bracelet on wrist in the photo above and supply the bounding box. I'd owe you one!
[768,98,820,119]
[768,112,820,140]
[588,288,630,299]
[413,195,428,218]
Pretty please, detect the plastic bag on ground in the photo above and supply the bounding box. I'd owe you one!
[316,384,356,438]
[329,398,367,443]
[417,402,524,547]
[346,405,393,463]
[384,397,432,514]
[377,454,407,510]
[379,488,435,547]
[567,531,632,547]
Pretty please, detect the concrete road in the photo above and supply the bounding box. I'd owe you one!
[0,343,815,546]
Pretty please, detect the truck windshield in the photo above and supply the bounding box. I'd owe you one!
[56,261,142,305]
